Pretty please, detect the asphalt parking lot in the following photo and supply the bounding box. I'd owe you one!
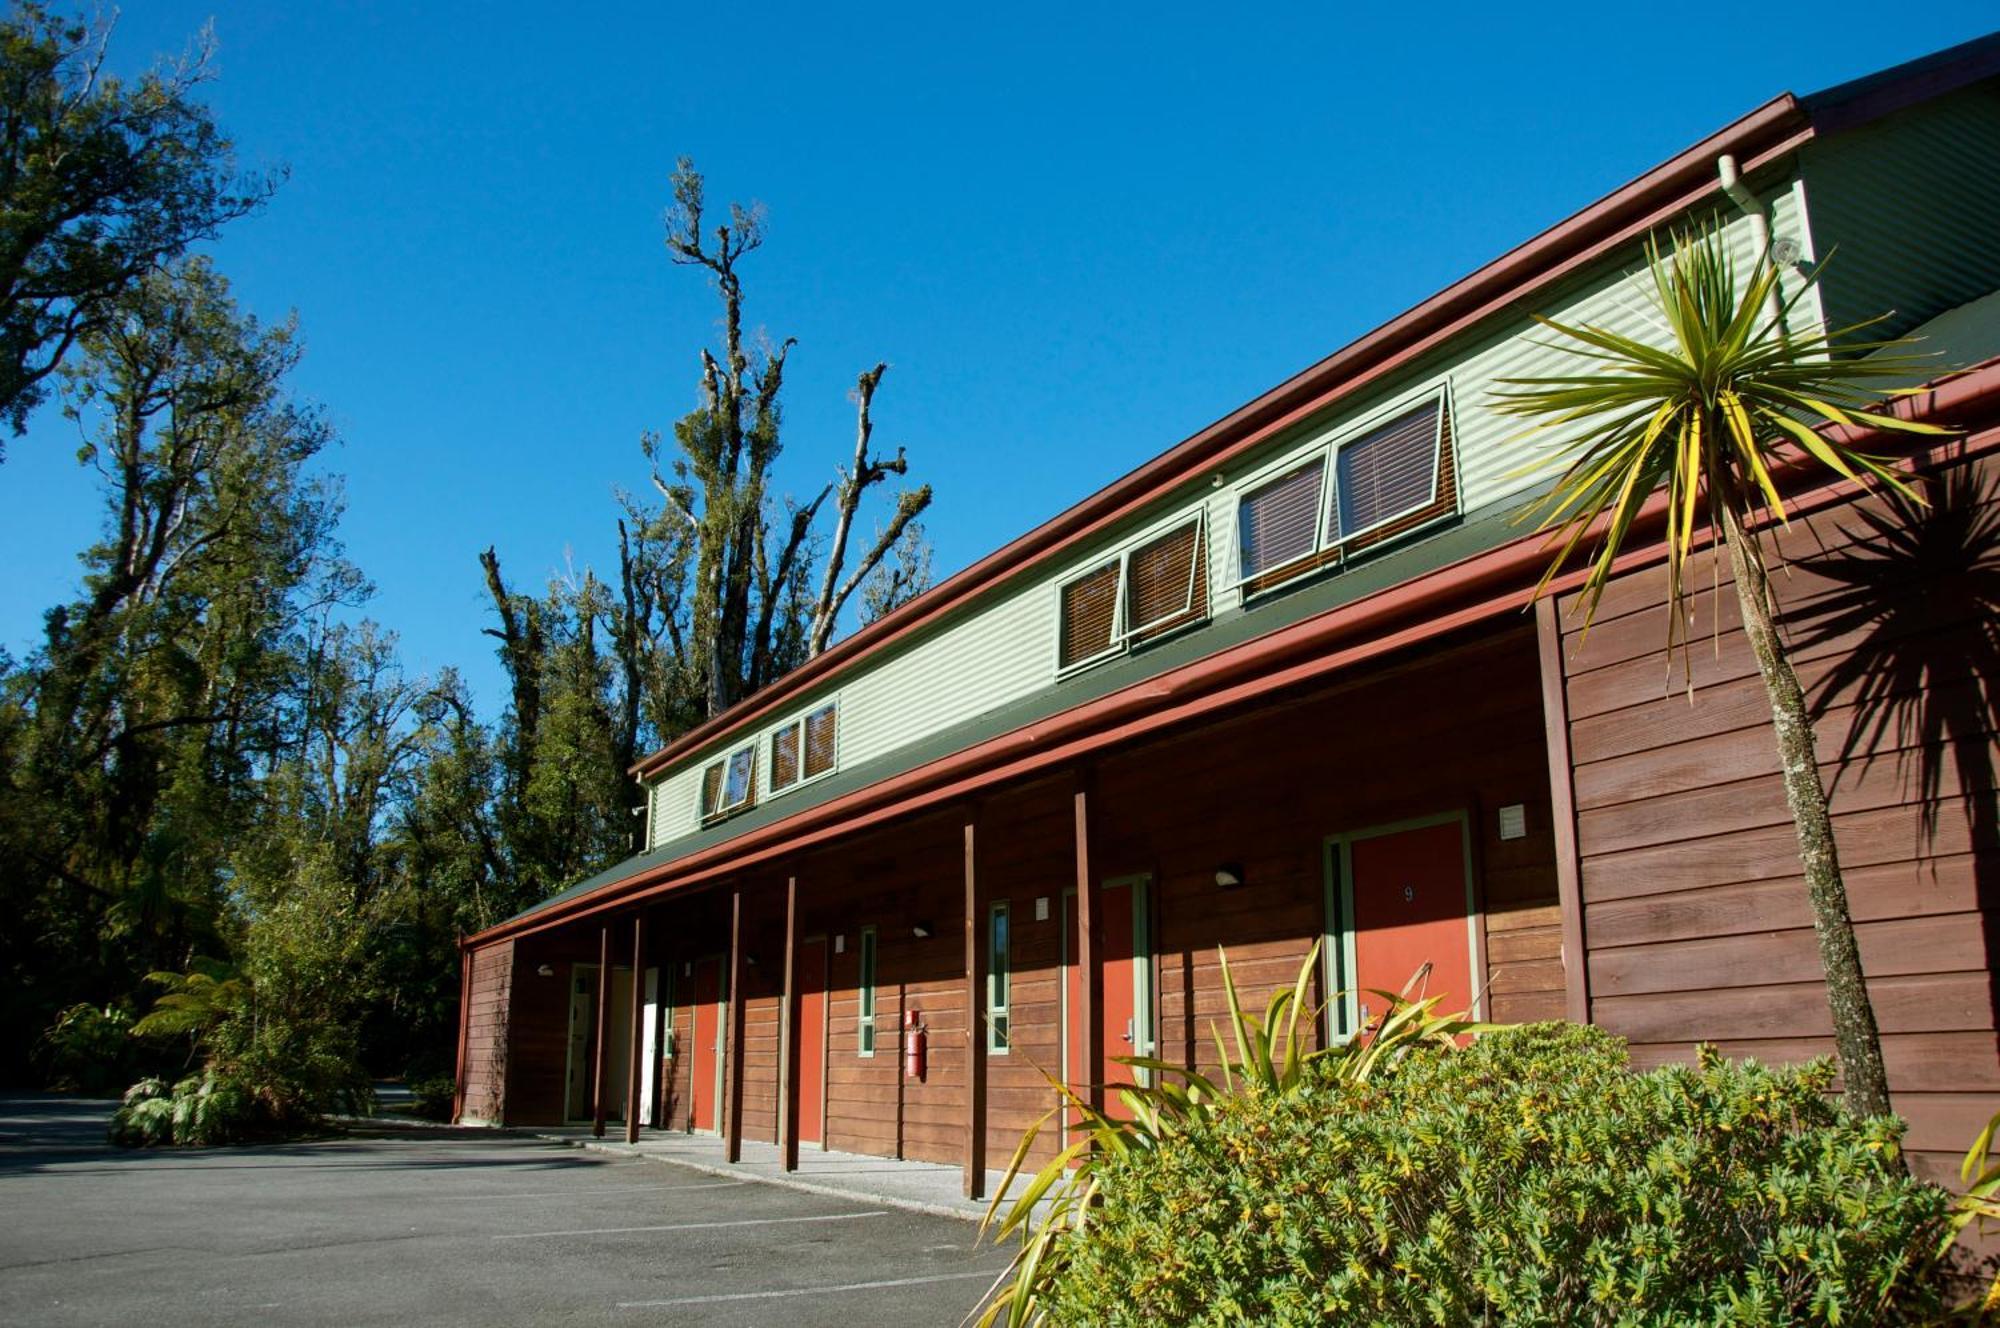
[0,1096,1012,1327]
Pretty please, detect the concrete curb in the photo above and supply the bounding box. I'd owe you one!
[526,1131,996,1226]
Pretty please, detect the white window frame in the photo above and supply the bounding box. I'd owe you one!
[701,742,758,821]
[856,926,878,1057]
[1228,381,1455,601]
[987,900,1011,1054]
[766,694,841,799]
[1052,506,1209,679]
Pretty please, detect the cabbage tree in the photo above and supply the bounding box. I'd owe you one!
[1495,223,1951,1119]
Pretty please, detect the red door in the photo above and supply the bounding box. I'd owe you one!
[1097,882,1138,1092]
[690,957,723,1132]
[1064,879,1150,1119]
[795,938,827,1146]
[1346,819,1476,1029]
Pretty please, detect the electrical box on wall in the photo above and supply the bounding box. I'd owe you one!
[834,934,845,954]
[1035,897,1050,921]
[1498,804,1528,841]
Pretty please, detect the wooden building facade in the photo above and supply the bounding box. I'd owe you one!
[455,38,2000,1196]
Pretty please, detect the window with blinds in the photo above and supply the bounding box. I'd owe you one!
[1330,397,1445,545]
[1236,392,1455,596]
[768,700,840,796]
[1055,513,1209,676]
[1237,459,1327,590]
[1057,560,1120,670]
[770,724,801,792]
[803,703,838,778]
[1124,518,1208,643]
[700,744,758,820]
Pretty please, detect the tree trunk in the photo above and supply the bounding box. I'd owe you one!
[1720,504,1894,1120]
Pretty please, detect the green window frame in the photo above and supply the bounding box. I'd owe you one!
[857,927,878,1056]
[987,901,1011,1053]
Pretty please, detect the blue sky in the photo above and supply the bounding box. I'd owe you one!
[3,2,1994,712]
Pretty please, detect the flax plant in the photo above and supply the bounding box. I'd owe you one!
[971,944,1486,1327]
[1493,221,1953,1119]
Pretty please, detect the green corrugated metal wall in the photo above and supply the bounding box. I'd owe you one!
[1801,81,2000,342]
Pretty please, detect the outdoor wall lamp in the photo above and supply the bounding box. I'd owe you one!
[536,963,555,977]
[911,921,935,939]
[1213,864,1244,889]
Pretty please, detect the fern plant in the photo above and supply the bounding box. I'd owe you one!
[971,944,1488,1327]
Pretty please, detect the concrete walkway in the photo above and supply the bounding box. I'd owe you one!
[529,1127,1037,1225]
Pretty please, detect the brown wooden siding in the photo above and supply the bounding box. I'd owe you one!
[467,615,1560,1171]
[1555,448,2000,1184]
[459,941,513,1123]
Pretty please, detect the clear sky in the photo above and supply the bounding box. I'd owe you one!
[3,2,1994,712]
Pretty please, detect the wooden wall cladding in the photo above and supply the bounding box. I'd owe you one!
[459,941,514,1123]
[501,927,601,1126]
[1556,449,2000,1186]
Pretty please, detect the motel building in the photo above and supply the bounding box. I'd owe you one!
[455,35,2000,1198]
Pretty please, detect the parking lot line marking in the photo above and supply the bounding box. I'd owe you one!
[616,1269,999,1308]
[436,1181,748,1201]
[495,1210,889,1240]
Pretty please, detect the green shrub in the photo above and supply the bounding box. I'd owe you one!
[35,1002,136,1093]
[406,1074,457,1121]
[109,1071,263,1147]
[1042,1023,1954,1326]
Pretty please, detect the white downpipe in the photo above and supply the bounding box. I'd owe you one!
[1716,153,1788,337]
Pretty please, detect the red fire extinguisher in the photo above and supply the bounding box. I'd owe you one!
[903,1009,927,1081]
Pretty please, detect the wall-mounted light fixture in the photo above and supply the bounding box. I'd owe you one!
[536,963,556,978]
[1213,864,1244,889]
[912,921,935,939]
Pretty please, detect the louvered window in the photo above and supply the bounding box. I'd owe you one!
[1056,513,1209,676]
[700,744,757,821]
[1236,392,1456,596]
[1057,560,1120,670]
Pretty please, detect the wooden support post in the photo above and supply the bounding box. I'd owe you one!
[1074,774,1101,1115]
[1536,597,1591,1025]
[779,875,800,1173]
[625,914,646,1144]
[451,945,470,1124]
[725,889,747,1163]
[963,813,987,1200]
[591,924,611,1138]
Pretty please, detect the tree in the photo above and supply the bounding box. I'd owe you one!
[0,256,353,1080]
[859,519,934,627]
[650,158,930,717]
[0,4,276,444]
[1494,223,1951,1119]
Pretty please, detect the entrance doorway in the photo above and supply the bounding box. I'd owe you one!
[564,964,634,1123]
[795,937,828,1147]
[689,956,727,1133]
[1062,874,1155,1119]
[1324,812,1480,1038]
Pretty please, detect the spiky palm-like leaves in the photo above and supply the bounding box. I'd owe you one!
[1493,222,1954,1120]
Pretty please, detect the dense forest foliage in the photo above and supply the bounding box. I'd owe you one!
[0,4,933,1128]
